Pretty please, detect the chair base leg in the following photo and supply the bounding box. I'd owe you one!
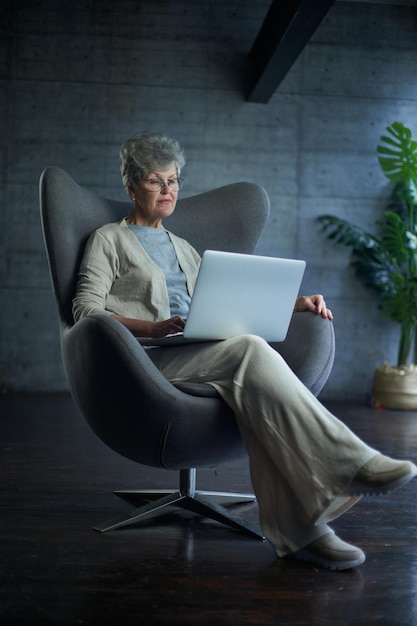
[113,488,257,506]
[93,491,264,539]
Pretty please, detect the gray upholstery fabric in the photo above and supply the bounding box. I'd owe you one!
[274,313,335,398]
[39,166,335,471]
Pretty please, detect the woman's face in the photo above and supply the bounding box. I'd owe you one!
[127,164,179,228]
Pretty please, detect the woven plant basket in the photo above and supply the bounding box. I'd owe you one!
[372,363,417,410]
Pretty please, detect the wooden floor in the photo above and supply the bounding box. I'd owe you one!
[1,393,417,625]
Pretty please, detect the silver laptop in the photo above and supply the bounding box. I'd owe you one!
[141,250,305,346]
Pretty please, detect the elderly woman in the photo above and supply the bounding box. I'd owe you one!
[73,132,416,571]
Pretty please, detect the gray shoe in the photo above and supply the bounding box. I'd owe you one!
[343,454,417,497]
[291,533,366,571]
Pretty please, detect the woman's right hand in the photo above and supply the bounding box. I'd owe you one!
[149,316,186,337]
[111,313,186,338]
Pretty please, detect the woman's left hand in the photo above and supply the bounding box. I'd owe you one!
[294,294,333,320]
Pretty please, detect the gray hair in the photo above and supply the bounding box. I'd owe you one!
[120,132,185,192]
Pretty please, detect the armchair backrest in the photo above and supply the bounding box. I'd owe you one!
[39,166,270,328]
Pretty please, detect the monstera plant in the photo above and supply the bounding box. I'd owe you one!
[318,122,417,408]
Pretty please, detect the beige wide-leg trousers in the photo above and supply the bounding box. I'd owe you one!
[148,334,377,556]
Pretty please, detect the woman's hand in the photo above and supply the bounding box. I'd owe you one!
[149,316,186,337]
[294,294,333,320]
[111,314,186,337]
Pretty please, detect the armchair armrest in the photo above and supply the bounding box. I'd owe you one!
[272,312,335,396]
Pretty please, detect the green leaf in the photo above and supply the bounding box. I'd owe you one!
[317,215,379,249]
[377,122,417,186]
[377,211,408,264]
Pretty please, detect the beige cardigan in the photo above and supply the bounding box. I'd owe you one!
[72,218,201,323]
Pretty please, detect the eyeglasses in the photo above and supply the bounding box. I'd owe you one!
[143,177,184,192]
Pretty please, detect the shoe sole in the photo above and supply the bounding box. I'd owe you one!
[343,463,417,497]
[290,549,366,571]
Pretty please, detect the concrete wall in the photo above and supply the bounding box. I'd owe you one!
[2,0,417,402]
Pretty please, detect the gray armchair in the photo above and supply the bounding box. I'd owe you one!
[39,166,335,538]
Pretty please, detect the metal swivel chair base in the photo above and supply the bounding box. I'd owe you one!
[93,468,265,539]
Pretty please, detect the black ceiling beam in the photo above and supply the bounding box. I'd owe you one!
[246,0,336,103]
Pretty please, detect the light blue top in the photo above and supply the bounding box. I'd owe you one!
[127,225,191,318]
